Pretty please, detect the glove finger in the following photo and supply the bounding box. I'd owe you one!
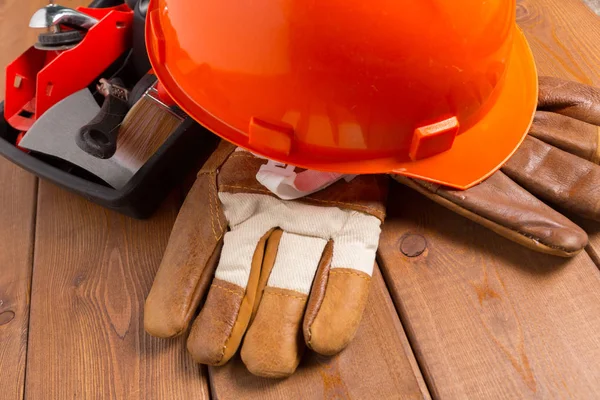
[530,111,600,163]
[538,76,600,126]
[503,135,600,222]
[241,231,327,378]
[249,229,283,322]
[393,172,588,257]
[303,211,381,355]
[186,215,276,366]
[144,146,231,338]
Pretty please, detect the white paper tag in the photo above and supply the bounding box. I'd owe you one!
[256,160,356,200]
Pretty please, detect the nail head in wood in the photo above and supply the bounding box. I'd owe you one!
[400,234,427,257]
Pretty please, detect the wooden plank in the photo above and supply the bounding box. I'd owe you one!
[0,156,37,400]
[24,181,210,400]
[209,266,430,400]
[516,0,600,264]
[0,1,52,398]
[517,0,600,86]
[378,185,600,399]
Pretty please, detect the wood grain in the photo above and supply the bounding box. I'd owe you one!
[24,181,210,400]
[0,1,54,398]
[516,0,600,266]
[378,185,600,399]
[0,156,37,400]
[209,265,430,400]
[517,0,600,86]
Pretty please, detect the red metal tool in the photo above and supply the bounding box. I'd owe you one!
[5,4,133,132]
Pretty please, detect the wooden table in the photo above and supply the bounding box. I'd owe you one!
[1,1,599,399]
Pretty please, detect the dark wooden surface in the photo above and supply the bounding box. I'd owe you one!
[0,1,50,397]
[24,182,211,400]
[0,157,36,400]
[378,187,600,399]
[0,0,599,399]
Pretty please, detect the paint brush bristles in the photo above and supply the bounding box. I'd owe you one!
[111,96,183,171]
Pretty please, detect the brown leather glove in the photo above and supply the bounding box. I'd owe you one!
[393,77,600,257]
[144,142,388,378]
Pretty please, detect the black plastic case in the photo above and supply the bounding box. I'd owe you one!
[0,101,218,219]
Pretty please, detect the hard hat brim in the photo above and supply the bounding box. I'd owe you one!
[388,27,538,189]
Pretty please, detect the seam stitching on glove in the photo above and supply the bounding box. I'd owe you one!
[208,174,223,240]
[220,184,385,218]
[593,127,600,164]
[215,178,226,234]
[303,198,385,219]
[211,282,244,362]
[208,179,219,239]
[220,184,278,195]
[211,284,243,298]
[210,282,243,363]
[228,152,255,160]
[329,270,371,280]
[264,291,305,301]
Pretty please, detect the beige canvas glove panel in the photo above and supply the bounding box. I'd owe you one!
[145,143,388,378]
[393,77,600,257]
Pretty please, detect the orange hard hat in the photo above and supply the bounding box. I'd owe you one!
[146,0,538,189]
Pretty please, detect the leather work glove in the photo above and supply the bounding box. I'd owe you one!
[393,77,600,257]
[145,142,388,378]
